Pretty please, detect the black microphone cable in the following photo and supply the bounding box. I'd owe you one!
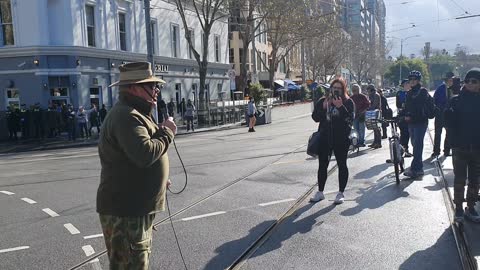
[165,137,189,270]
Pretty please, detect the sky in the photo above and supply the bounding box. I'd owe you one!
[385,0,480,58]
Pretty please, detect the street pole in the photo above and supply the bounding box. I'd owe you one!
[145,0,154,66]
[399,39,403,85]
[301,40,306,84]
[144,0,159,122]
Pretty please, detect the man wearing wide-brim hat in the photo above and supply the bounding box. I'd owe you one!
[97,62,177,269]
[432,71,455,157]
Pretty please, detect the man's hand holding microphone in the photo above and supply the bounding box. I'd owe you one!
[162,117,177,135]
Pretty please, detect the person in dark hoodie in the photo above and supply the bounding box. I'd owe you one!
[403,70,436,178]
[367,84,382,149]
[432,71,455,157]
[310,78,355,205]
[445,68,480,223]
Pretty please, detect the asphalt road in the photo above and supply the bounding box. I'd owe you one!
[0,100,461,270]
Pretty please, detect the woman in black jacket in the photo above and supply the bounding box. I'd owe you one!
[310,79,355,205]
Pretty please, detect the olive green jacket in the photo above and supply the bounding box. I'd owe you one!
[96,99,174,217]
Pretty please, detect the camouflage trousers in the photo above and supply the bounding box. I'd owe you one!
[99,214,155,270]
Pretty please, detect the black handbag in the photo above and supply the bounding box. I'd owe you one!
[307,131,322,157]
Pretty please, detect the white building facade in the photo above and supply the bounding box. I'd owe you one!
[0,0,230,111]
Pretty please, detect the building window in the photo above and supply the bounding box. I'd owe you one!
[187,28,194,59]
[218,83,224,100]
[257,53,262,71]
[150,21,156,55]
[279,58,286,73]
[5,88,19,110]
[90,87,100,106]
[171,24,180,58]
[229,48,234,64]
[239,48,244,66]
[0,0,14,46]
[118,13,127,51]
[214,35,220,62]
[85,5,95,47]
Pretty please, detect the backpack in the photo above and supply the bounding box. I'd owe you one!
[423,89,438,119]
[397,91,407,105]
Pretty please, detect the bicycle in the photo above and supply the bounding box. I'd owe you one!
[383,117,405,184]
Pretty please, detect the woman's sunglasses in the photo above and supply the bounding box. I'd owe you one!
[465,79,479,85]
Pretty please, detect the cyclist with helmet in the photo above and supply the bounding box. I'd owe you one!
[403,70,436,178]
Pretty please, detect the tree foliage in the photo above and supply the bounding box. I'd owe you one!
[384,58,430,86]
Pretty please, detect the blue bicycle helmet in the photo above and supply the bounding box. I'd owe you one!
[408,70,422,80]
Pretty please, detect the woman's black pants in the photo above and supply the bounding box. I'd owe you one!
[317,143,349,192]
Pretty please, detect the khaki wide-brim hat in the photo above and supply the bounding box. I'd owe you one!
[109,62,166,87]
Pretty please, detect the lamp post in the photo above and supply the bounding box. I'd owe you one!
[389,35,420,84]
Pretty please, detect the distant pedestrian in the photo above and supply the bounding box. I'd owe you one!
[432,71,454,157]
[350,84,370,147]
[97,62,176,269]
[367,84,382,148]
[65,105,76,141]
[158,99,167,123]
[310,79,355,205]
[247,97,256,132]
[19,104,29,139]
[403,70,436,178]
[88,104,100,135]
[378,89,391,139]
[445,68,480,223]
[6,106,19,140]
[396,79,413,157]
[99,104,108,124]
[180,98,186,119]
[185,99,195,132]
[76,106,89,139]
[167,99,175,117]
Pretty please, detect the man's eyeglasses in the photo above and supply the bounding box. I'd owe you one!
[331,87,342,91]
[408,78,418,82]
[465,79,479,85]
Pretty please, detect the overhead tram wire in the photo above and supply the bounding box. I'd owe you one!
[386,12,480,34]
[446,0,470,15]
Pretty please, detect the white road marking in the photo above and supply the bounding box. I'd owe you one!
[259,198,296,207]
[64,223,81,235]
[84,234,103,240]
[181,211,226,221]
[42,208,59,217]
[273,160,305,165]
[82,245,100,263]
[21,197,37,204]
[0,190,14,195]
[0,246,29,253]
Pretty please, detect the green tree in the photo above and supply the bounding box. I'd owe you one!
[428,54,456,83]
[384,58,430,86]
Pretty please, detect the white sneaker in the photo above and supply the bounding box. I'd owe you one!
[310,191,325,203]
[334,192,345,205]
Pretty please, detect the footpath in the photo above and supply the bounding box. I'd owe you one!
[0,102,312,154]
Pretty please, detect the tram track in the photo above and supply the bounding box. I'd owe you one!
[68,143,309,270]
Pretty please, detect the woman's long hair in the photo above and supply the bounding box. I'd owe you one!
[330,78,350,99]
